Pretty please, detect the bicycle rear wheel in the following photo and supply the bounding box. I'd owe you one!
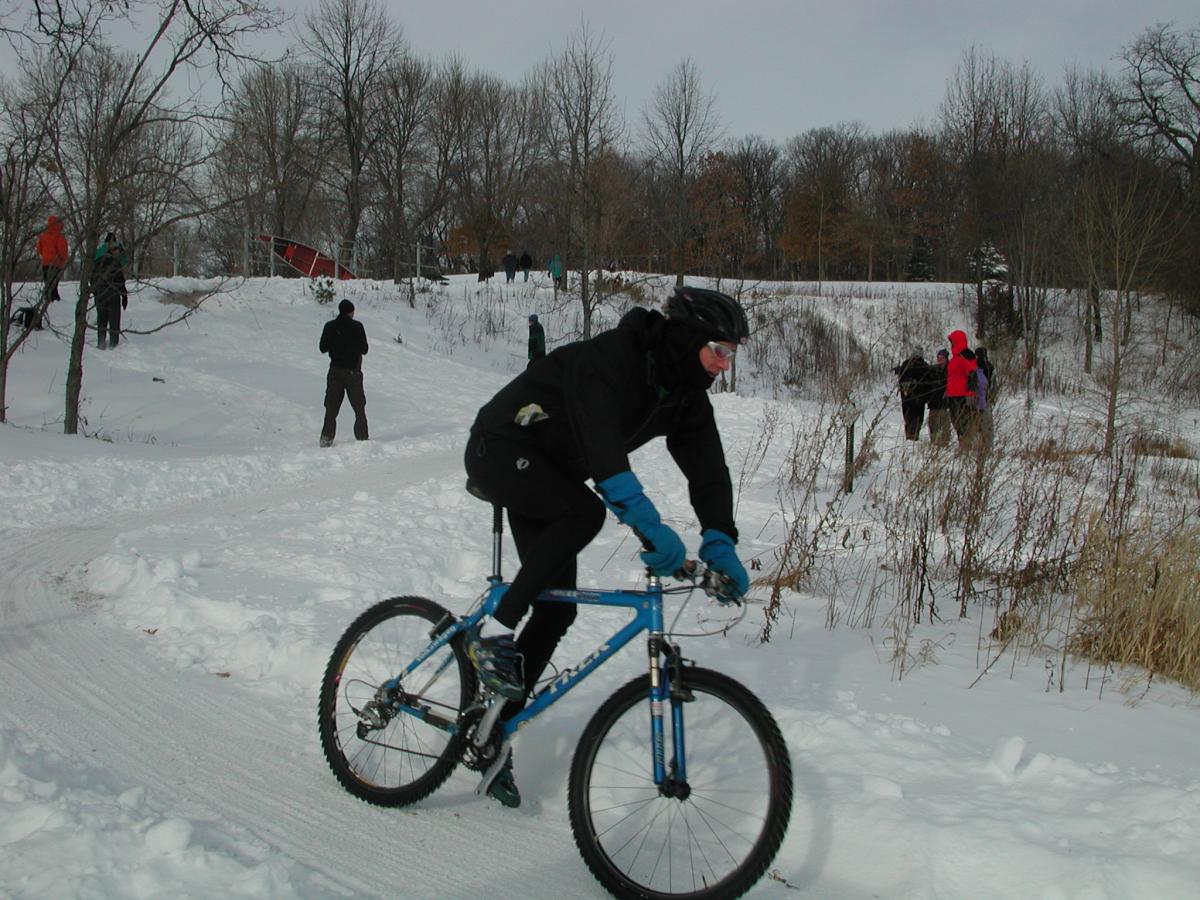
[568,667,792,899]
[318,596,477,807]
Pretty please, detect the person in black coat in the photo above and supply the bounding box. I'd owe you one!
[92,242,128,349]
[923,348,951,445]
[319,299,369,447]
[462,287,752,807]
[518,250,533,282]
[502,250,519,283]
[893,349,932,441]
[526,313,545,367]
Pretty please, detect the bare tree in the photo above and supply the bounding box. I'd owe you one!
[300,0,402,264]
[940,46,1050,339]
[1072,155,1176,455]
[1055,65,1123,371]
[367,54,451,286]
[540,24,624,336]
[781,123,867,286]
[28,0,281,435]
[442,60,541,280]
[642,59,722,286]
[225,62,328,242]
[0,77,57,422]
[1116,23,1200,318]
[1116,23,1200,193]
[729,135,784,277]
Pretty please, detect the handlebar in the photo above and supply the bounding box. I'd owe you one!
[672,559,742,605]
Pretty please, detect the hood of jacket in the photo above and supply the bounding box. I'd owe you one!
[947,329,969,354]
[616,307,715,394]
[45,215,63,232]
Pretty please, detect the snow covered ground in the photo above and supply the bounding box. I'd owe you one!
[1,273,1197,898]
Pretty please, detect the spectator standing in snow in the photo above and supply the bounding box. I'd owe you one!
[518,250,533,282]
[527,313,545,367]
[892,348,931,441]
[319,299,369,447]
[974,346,994,451]
[502,250,518,283]
[925,349,951,445]
[94,231,131,267]
[945,329,978,447]
[92,242,128,349]
[548,253,564,290]
[37,215,68,304]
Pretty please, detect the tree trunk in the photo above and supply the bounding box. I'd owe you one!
[64,283,89,434]
[1103,293,1121,456]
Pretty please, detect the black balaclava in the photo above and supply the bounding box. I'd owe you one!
[654,319,715,392]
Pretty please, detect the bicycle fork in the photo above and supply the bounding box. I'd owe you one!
[650,634,694,798]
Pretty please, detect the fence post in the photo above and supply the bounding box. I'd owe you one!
[172,234,179,277]
[842,401,860,493]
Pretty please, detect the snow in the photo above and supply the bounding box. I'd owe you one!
[1,273,1197,899]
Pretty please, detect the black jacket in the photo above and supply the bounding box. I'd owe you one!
[923,363,948,409]
[893,356,931,403]
[471,307,737,538]
[320,314,368,371]
[92,253,127,307]
[518,252,532,269]
[502,252,518,273]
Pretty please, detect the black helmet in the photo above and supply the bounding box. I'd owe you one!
[663,287,749,344]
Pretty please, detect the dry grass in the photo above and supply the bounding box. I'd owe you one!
[1068,523,1200,691]
[1130,431,1195,460]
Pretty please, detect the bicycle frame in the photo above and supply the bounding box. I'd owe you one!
[386,574,684,786]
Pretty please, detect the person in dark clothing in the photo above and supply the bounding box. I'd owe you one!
[319,299,369,447]
[527,313,545,367]
[925,349,951,445]
[518,250,533,282]
[463,286,752,808]
[92,242,128,349]
[502,250,518,283]
[974,346,995,390]
[893,349,931,441]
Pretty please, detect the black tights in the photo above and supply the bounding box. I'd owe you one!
[464,432,606,714]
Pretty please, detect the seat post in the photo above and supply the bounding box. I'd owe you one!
[491,502,503,581]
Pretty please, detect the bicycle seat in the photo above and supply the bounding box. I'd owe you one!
[465,479,495,504]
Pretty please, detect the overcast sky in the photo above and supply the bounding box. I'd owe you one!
[372,0,1196,143]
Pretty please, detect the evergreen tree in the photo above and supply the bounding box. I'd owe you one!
[905,235,935,281]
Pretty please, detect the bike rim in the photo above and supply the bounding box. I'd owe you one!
[583,685,778,896]
[332,610,466,791]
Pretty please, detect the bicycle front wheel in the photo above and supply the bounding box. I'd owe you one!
[318,596,477,807]
[569,667,792,899]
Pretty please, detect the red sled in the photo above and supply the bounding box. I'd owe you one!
[258,235,355,280]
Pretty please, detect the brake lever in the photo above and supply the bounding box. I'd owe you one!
[702,569,743,606]
[672,560,741,606]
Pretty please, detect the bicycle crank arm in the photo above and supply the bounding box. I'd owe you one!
[475,738,513,797]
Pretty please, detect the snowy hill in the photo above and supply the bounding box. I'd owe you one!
[1,274,1197,898]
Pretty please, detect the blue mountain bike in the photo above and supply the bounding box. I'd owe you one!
[319,487,793,899]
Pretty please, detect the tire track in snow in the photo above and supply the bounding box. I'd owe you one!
[0,450,607,898]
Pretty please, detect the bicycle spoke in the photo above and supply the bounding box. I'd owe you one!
[570,667,791,898]
[320,597,475,807]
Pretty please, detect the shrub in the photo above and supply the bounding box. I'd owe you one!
[1068,521,1200,691]
[311,276,336,305]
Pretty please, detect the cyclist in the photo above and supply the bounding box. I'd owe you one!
[463,286,751,806]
